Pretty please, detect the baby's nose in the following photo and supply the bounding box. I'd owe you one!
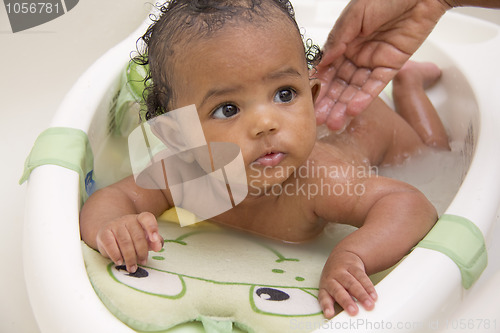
[251,110,280,137]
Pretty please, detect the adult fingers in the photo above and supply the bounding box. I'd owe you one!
[317,67,395,131]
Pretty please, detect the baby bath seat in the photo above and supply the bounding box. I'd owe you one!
[22,1,500,332]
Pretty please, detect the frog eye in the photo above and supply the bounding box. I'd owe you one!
[251,286,321,316]
[111,265,185,298]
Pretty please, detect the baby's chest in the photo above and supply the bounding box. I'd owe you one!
[244,196,324,242]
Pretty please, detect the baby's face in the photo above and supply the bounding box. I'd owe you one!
[170,21,319,193]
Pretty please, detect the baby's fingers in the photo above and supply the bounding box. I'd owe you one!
[96,229,123,266]
[351,268,378,309]
[345,275,375,313]
[322,278,359,316]
[116,222,143,273]
[318,288,336,319]
[137,212,163,252]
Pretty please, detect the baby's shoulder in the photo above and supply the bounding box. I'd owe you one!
[302,144,383,223]
[308,142,369,174]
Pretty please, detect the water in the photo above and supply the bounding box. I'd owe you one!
[378,144,466,216]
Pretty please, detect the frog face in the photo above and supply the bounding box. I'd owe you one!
[84,219,335,332]
[111,264,322,317]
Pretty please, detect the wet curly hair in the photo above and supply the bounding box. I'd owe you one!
[134,0,322,120]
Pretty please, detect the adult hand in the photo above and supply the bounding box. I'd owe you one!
[314,0,451,131]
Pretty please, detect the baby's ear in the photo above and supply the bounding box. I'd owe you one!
[150,105,208,163]
[150,114,190,155]
[309,78,321,104]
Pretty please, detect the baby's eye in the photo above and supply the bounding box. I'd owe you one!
[212,103,240,119]
[273,88,296,104]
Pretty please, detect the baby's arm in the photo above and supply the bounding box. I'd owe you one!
[314,175,437,318]
[80,175,171,273]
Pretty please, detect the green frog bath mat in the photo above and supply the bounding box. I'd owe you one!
[82,208,354,333]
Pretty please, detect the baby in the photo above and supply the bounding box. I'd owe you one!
[80,0,449,319]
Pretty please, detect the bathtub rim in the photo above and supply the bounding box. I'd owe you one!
[22,13,150,333]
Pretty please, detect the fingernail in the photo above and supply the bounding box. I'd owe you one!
[347,305,357,315]
[140,259,147,266]
[364,299,373,308]
[130,265,137,273]
[151,232,159,242]
[370,292,378,301]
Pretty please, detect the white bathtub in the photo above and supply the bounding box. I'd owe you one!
[23,1,500,332]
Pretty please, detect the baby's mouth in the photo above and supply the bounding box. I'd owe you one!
[253,152,286,167]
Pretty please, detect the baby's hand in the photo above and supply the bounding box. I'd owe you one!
[95,212,164,273]
[319,250,377,318]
